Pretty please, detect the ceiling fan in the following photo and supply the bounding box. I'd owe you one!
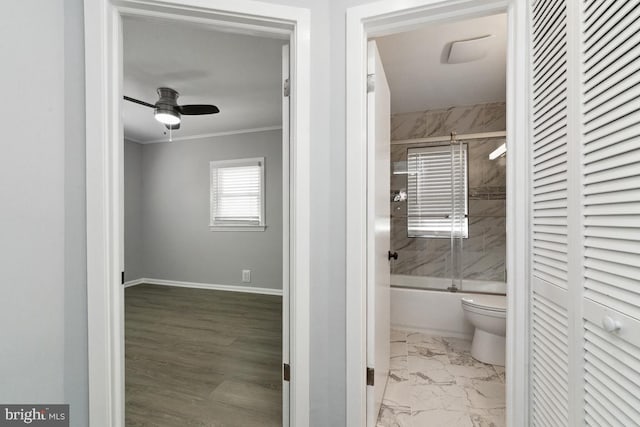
[124,87,220,130]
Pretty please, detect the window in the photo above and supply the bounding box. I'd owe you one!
[407,145,468,238]
[209,158,265,231]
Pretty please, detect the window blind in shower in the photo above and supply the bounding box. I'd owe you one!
[406,144,468,238]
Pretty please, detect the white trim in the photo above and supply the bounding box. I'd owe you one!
[345,1,529,427]
[505,2,530,424]
[84,1,310,426]
[124,278,283,296]
[123,278,145,288]
[141,125,283,144]
[391,130,506,145]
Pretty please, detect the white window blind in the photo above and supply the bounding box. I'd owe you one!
[407,145,468,238]
[209,158,265,230]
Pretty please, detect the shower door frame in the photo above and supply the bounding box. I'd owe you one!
[345,1,531,426]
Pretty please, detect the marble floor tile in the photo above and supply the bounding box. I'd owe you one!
[378,404,413,427]
[412,409,473,427]
[378,330,505,427]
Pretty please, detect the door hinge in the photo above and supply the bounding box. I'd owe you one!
[366,367,374,386]
[283,363,290,382]
[283,78,290,97]
[367,74,375,93]
[121,271,125,285]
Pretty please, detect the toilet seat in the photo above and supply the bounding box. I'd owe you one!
[461,295,506,314]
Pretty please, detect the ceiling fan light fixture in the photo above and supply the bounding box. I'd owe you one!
[154,108,181,125]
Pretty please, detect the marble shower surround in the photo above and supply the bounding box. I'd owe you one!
[390,102,506,283]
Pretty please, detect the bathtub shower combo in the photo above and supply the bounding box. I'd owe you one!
[390,131,507,365]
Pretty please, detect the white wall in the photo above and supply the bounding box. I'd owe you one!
[63,0,89,424]
[0,0,64,398]
[0,0,386,426]
[125,130,283,289]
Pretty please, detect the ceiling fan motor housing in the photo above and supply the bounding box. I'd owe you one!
[155,87,181,119]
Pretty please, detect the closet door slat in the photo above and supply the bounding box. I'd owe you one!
[581,1,640,424]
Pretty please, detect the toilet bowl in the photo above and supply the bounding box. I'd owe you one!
[461,295,506,366]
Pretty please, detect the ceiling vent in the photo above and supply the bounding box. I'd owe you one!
[446,35,495,64]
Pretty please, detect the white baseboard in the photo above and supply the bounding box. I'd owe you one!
[124,278,145,288]
[391,324,472,341]
[123,277,283,296]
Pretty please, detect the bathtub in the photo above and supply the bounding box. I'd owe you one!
[390,275,506,339]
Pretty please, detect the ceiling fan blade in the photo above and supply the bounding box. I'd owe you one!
[165,123,180,130]
[124,96,155,109]
[178,104,220,115]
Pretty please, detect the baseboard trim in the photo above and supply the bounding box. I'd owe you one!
[391,324,473,341]
[123,278,145,288]
[124,277,283,296]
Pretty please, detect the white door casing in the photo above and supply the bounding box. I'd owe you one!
[346,1,531,427]
[84,1,311,426]
[366,40,391,426]
[282,43,291,427]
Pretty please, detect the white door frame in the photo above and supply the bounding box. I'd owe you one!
[345,1,531,426]
[84,1,310,426]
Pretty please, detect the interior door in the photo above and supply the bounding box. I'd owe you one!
[528,0,640,424]
[281,43,290,427]
[366,40,391,426]
[580,1,640,424]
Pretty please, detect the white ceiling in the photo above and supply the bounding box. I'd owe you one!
[374,14,507,114]
[123,17,285,143]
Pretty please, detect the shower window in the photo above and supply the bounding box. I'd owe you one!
[407,144,468,238]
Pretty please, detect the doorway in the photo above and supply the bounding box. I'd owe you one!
[345,1,530,426]
[84,1,311,426]
[121,15,288,425]
[371,12,509,423]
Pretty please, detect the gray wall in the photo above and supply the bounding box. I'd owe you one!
[124,140,144,281]
[0,0,65,401]
[125,131,283,289]
[0,1,88,425]
[0,0,394,426]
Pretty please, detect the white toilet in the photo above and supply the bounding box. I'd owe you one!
[461,295,507,366]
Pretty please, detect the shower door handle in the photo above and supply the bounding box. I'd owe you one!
[388,251,398,261]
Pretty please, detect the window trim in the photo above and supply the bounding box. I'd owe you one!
[209,157,266,232]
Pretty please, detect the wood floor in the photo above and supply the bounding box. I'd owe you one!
[125,284,282,427]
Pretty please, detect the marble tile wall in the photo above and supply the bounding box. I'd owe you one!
[390,102,506,283]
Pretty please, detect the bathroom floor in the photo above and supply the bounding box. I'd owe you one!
[377,330,505,427]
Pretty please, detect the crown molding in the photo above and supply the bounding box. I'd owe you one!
[138,125,283,144]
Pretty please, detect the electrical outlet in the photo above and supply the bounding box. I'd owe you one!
[242,269,251,283]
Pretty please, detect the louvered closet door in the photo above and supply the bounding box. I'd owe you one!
[581,0,640,425]
[530,0,570,425]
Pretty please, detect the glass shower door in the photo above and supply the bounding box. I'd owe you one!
[449,138,467,291]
